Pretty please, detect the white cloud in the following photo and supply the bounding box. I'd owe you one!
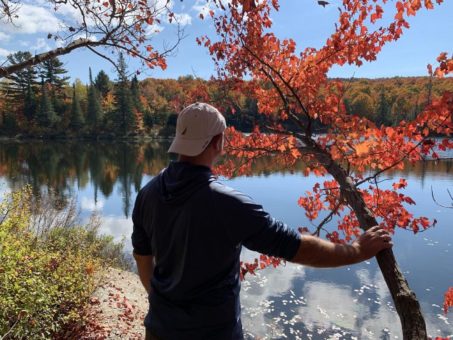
[145,23,164,37]
[52,1,98,28]
[97,215,132,251]
[55,39,65,48]
[192,0,216,17]
[30,37,51,52]
[72,33,98,42]
[15,38,52,52]
[0,4,61,34]
[81,196,105,211]
[0,32,10,42]
[241,260,306,337]
[298,281,363,333]
[171,13,192,26]
[237,260,453,338]
[0,47,13,57]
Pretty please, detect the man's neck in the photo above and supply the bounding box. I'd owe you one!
[178,155,213,169]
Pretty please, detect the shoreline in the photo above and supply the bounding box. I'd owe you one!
[0,134,174,142]
[84,267,149,339]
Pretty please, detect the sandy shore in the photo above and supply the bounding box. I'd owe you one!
[84,268,149,339]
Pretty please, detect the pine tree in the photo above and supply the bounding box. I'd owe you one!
[24,78,37,122]
[3,52,38,98]
[37,80,58,128]
[38,57,70,118]
[113,53,135,135]
[376,88,391,127]
[86,68,103,134]
[1,51,38,122]
[38,58,70,91]
[70,84,84,130]
[130,75,144,112]
[94,70,111,98]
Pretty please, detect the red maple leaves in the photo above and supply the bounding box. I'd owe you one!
[204,0,452,294]
[444,287,453,314]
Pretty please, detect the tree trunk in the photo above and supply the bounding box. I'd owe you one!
[309,142,427,340]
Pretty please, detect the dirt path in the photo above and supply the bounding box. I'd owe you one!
[84,268,149,340]
[82,268,258,340]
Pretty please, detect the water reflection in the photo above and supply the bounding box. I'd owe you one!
[0,141,452,217]
[0,141,172,216]
[0,141,452,339]
[241,263,452,339]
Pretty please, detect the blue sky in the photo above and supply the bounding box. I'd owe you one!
[0,0,452,83]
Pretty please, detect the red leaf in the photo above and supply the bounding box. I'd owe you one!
[443,287,453,314]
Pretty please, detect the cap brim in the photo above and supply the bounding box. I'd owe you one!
[168,136,212,156]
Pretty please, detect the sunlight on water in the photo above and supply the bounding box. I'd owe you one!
[0,140,452,339]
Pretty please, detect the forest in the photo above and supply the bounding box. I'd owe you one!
[1,51,452,138]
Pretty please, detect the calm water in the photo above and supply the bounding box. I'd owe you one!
[0,140,452,339]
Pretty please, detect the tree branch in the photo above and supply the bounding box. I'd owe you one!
[0,38,104,78]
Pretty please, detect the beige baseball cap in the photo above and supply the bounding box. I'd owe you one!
[168,102,226,156]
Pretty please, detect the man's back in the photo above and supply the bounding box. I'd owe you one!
[132,103,393,340]
[132,161,301,339]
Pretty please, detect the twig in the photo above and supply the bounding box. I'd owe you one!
[312,200,343,237]
[431,186,453,209]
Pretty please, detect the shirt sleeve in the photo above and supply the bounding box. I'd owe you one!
[220,189,301,261]
[131,189,153,256]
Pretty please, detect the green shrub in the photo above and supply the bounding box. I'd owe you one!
[0,187,129,339]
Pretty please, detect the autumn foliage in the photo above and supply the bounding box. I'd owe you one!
[444,287,453,314]
[199,0,452,335]
[203,0,452,253]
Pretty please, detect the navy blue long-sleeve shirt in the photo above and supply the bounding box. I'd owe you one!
[132,161,301,339]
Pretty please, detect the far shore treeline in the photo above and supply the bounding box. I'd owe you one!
[1,51,452,138]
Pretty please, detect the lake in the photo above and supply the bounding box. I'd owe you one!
[0,140,452,339]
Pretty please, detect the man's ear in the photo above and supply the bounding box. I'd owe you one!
[209,134,222,151]
[214,133,224,151]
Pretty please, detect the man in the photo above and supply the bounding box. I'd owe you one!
[132,102,392,340]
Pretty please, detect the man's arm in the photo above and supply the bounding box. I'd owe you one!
[133,252,154,294]
[291,225,393,267]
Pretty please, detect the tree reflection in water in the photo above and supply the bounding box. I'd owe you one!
[0,141,452,339]
[0,141,451,218]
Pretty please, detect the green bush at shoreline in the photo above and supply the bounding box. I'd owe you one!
[0,187,130,339]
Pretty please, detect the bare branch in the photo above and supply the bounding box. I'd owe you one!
[86,46,121,74]
[431,186,453,209]
[0,0,20,22]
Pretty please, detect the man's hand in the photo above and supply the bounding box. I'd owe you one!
[352,225,393,262]
[291,225,393,268]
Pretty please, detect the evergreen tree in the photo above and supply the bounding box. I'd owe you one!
[94,70,111,98]
[70,84,84,130]
[38,58,70,91]
[131,75,144,112]
[376,88,391,127]
[1,51,38,121]
[24,78,37,122]
[113,53,135,135]
[86,68,103,133]
[37,80,58,128]
[38,57,70,118]
[3,52,38,98]
[143,111,154,129]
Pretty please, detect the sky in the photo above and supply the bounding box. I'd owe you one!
[0,0,452,83]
